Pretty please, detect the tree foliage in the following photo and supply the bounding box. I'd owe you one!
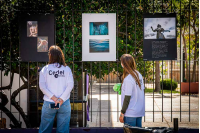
[0,0,198,128]
[1,0,155,81]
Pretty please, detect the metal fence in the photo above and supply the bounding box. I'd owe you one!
[0,0,199,128]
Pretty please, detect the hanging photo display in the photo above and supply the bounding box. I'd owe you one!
[82,13,116,61]
[89,39,109,52]
[143,13,177,60]
[27,21,38,37]
[37,36,48,52]
[89,22,109,35]
[20,14,54,62]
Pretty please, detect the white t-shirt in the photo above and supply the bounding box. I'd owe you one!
[121,71,145,117]
[39,63,74,102]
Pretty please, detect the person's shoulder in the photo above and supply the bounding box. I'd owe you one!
[134,70,141,76]
[40,65,49,73]
[124,71,142,83]
[64,65,72,72]
[139,72,144,79]
[125,74,132,79]
[136,70,143,79]
[124,74,135,83]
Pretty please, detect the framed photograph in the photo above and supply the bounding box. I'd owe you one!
[144,18,176,39]
[27,21,38,37]
[37,37,48,52]
[20,14,55,62]
[82,13,116,61]
[89,39,109,53]
[143,13,177,61]
[89,22,108,35]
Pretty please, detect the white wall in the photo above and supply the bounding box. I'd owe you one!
[0,71,27,128]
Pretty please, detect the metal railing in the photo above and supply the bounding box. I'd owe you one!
[0,0,199,128]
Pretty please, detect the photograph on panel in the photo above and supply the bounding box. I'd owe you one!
[37,36,48,52]
[144,18,176,39]
[89,39,109,52]
[89,22,108,35]
[27,21,38,37]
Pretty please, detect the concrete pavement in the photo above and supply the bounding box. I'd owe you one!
[87,85,199,128]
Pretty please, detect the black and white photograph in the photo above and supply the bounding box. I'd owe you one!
[37,37,48,52]
[144,18,176,39]
[143,13,177,61]
[27,21,38,37]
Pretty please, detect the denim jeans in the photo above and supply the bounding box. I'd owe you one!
[124,116,142,127]
[39,99,71,133]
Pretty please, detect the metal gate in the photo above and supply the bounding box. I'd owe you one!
[0,0,199,128]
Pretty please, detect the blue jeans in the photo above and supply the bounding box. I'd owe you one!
[39,99,71,133]
[124,116,142,127]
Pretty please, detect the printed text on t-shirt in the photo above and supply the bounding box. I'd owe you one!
[49,70,65,78]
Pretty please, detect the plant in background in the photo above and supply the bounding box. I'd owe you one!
[0,0,198,128]
[160,79,178,91]
[175,0,199,82]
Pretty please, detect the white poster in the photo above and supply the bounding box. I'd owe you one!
[82,13,116,61]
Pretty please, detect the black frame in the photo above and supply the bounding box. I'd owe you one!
[143,13,177,61]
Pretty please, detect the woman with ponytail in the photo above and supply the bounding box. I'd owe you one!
[119,54,145,127]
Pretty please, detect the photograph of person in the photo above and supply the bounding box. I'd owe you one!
[37,37,48,52]
[144,18,176,39]
[27,21,38,37]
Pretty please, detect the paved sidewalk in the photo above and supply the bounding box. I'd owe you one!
[87,85,199,128]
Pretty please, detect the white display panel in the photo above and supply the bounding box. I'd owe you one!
[82,13,116,61]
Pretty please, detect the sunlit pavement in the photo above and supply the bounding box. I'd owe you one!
[87,84,199,128]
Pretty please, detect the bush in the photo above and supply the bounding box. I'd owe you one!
[160,79,178,91]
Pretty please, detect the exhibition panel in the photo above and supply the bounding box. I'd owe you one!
[0,0,199,130]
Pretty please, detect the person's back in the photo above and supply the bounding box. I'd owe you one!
[119,54,145,128]
[39,45,73,133]
[121,71,145,117]
[40,63,73,103]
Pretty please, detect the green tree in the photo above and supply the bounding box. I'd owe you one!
[1,0,198,128]
[0,0,153,127]
[175,0,199,82]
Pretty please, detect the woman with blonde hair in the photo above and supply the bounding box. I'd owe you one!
[119,54,145,127]
[39,45,74,133]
